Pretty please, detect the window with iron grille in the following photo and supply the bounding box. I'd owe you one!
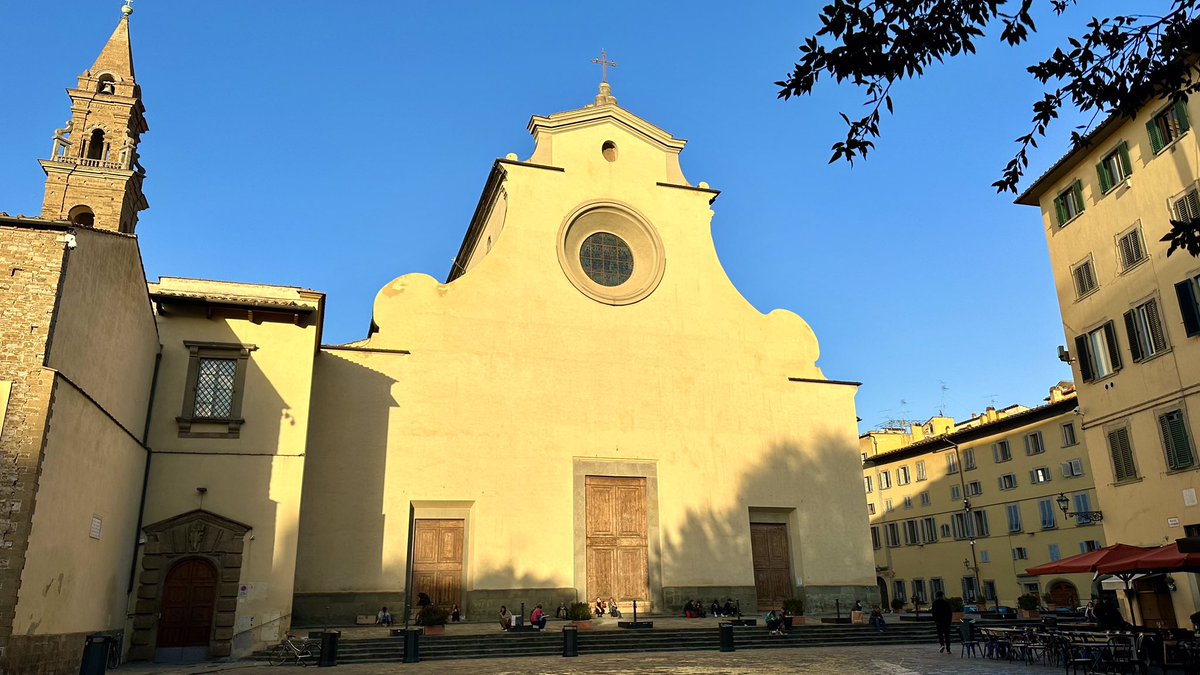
[1158,409,1196,471]
[178,341,255,438]
[1107,426,1138,482]
[1124,298,1168,362]
[1148,100,1191,153]
[1116,226,1146,272]
[1073,493,1095,526]
[1071,257,1098,299]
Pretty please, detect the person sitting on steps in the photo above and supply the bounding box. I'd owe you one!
[594,596,607,617]
[376,606,392,626]
[499,605,513,631]
[530,604,548,631]
[766,609,783,635]
[608,597,622,618]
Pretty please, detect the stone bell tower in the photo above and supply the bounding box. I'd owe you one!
[39,1,149,234]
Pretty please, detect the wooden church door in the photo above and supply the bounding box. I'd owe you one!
[585,476,649,606]
[157,558,217,649]
[751,523,794,610]
[411,519,464,610]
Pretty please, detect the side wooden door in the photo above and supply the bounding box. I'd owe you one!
[157,558,217,648]
[585,476,649,605]
[750,523,793,610]
[411,519,464,610]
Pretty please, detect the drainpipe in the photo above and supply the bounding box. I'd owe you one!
[127,345,162,594]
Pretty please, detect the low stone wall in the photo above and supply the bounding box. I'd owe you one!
[800,585,880,615]
[292,592,407,627]
[465,588,578,624]
[661,586,756,615]
[5,631,90,675]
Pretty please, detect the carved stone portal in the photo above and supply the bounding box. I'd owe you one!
[129,509,250,662]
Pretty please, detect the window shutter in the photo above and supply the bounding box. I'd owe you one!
[1072,459,1083,475]
[1075,334,1094,382]
[1176,279,1200,337]
[1187,191,1200,220]
[1175,99,1191,133]
[1146,299,1166,351]
[1103,321,1122,371]
[1148,119,1164,153]
[1029,469,1038,483]
[1118,141,1133,176]
[1054,195,1068,226]
[1159,412,1195,470]
[1124,309,1144,362]
[1096,161,1113,193]
[1072,180,1085,213]
[1108,428,1135,481]
[1061,462,1071,477]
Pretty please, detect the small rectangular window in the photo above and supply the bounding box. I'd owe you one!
[1054,179,1086,226]
[1025,432,1045,456]
[915,460,927,481]
[1039,499,1058,529]
[983,580,997,602]
[1061,423,1077,447]
[966,481,982,497]
[950,484,962,502]
[920,516,938,543]
[1107,426,1138,481]
[1097,142,1133,192]
[912,579,927,603]
[1012,547,1029,561]
[897,466,911,485]
[963,448,976,470]
[903,496,913,509]
[1080,540,1101,553]
[1125,298,1168,362]
[931,578,945,597]
[1030,467,1052,484]
[903,519,919,545]
[872,526,881,550]
[868,503,876,515]
[1158,408,1196,471]
[946,453,959,474]
[878,471,892,489]
[1174,188,1200,223]
[979,550,990,564]
[1075,321,1122,382]
[1049,544,1061,562]
[1148,100,1191,153]
[1116,226,1147,271]
[992,440,1012,463]
[864,475,873,493]
[1071,257,1098,298]
[998,474,1017,491]
[1006,504,1022,533]
[885,499,894,512]
[193,357,237,418]
[886,523,901,547]
[178,341,254,438]
[919,491,931,506]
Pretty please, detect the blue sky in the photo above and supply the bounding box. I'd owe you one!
[0,1,1152,432]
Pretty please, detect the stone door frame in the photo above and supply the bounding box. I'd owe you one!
[129,509,250,661]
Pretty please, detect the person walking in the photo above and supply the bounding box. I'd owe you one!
[931,591,953,653]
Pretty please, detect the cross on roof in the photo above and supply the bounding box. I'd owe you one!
[591,49,617,84]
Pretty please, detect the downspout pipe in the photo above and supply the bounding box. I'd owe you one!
[945,440,986,610]
[127,344,162,594]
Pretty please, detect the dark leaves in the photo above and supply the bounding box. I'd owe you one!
[1162,218,1200,257]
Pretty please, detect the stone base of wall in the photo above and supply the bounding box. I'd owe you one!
[661,586,756,615]
[465,588,578,624]
[4,631,91,675]
[292,592,408,627]
[799,585,880,615]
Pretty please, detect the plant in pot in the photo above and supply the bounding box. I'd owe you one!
[947,596,965,620]
[416,605,449,635]
[890,597,906,614]
[1041,591,1056,611]
[568,601,594,629]
[1017,593,1040,618]
[782,597,804,627]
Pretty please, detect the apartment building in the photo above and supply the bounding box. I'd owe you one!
[1018,95,1200,628]
[863,384,1105,611]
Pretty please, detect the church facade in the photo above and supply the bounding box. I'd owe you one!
[0,10,876,672]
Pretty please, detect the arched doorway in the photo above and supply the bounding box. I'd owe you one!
[877,576,889,609]
[156,558,217,662]
[1048,580,1079,608]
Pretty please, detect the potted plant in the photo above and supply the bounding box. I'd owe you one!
[948,596,965,621]
[890,597,906,614]
[568,601,594,629]
[1017,593,1040,619]
[782,597,805,627]
[416,605,449,635]
[1041,591,1056,611]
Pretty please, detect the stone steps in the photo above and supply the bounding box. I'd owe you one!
[262,622,939,664]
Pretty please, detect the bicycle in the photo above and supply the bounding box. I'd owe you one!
[104,631,124,669]
[267,634,318,666]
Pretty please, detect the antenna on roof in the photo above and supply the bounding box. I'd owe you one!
[938,380,949,417]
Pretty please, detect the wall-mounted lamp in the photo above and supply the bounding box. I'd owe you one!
[1056,492,1103,523]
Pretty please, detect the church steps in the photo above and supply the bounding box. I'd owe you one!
[272,623,938,663]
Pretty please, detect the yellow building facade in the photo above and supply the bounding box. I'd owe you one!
[0,11,877,672]
[1018,94,1200,628]
[863,384,1105,612]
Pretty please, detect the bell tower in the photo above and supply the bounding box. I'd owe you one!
[39,1,149,234]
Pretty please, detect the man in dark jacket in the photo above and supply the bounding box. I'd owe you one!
[931,591,953,653]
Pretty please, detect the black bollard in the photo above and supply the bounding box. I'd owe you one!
[719,622,735,652]
[836,598,841,622]
[633,600,638,623]
[562,625,578,657]
[402,628,420,663]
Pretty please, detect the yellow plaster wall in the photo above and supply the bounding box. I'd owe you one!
[295,103,873,606]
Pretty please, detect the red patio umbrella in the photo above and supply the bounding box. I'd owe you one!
[1024,543,1155,576]
[1096,542,1200,574]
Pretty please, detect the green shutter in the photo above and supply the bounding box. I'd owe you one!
[1074,334,1093,382]
[1148,119,1164,153]
[1072,180,1085,213]
[1124,309,1143,362]
[1118,141,1133,176]
[1177,278,1200,337]
[1103,321,1122,371]
[1146,299,1166,352]
[1097,161,1113,193]
[1108,428,1136,481]
[1054,195,1068,226]
[1175,99,1191,133]
[1159,411,1195,470]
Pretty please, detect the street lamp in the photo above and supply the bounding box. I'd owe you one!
[1056,492,1103,523]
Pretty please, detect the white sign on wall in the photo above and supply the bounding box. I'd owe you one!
[1167,517,1181,528]
[89,515,103,540]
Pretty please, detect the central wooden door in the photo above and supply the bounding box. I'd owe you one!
[157,558,217,648]
[750,523,793,610]
[586,476,649,605]
[412,519,464,610]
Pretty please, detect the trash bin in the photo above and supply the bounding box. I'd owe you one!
[402,628,420,663]
[80,634,109,675]
[319,630,340,667]
[562,625,578,657]
[719,622,735,652]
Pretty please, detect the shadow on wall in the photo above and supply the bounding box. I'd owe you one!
[449,563,570,626]
[291,350,397,625]
[659,436,879,616]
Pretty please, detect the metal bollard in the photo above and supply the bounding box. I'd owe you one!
[562,625,578,657]
[719,622,735,652]
[402,628,420,663]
